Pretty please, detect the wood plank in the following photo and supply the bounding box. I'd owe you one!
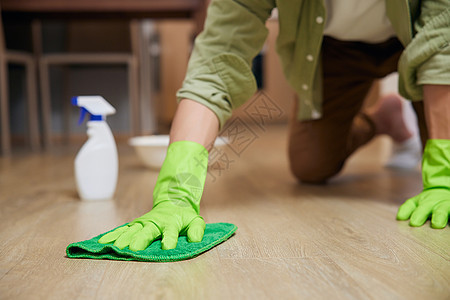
[0,125,449,299]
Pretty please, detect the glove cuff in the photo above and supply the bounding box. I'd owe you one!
[152,140,209,214]
[422,139,450,189]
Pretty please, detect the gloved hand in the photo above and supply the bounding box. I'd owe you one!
[99,140,208,250]
[397,139,450,228]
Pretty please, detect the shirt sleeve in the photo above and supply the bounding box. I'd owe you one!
[176,0,275,129]
[398,1,450,101]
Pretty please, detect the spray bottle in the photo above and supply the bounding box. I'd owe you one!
[72,96,118,201]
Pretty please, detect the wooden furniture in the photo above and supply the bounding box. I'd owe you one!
[0,6,40,155]
[0,0,208,148]
[38,20,140,147]
[0,0,207,37]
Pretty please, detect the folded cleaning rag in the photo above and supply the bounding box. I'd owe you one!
[66,222,237,262]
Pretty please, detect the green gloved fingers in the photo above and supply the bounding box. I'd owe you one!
[129,223,161,251]
[114,223,144,249]
[161,224,181,250]
[98,140,209,250]
[397,139,450,228]
[187,217,206,243]
[101,203,205,250]
[431,202,450,229]
[97,225,130,244]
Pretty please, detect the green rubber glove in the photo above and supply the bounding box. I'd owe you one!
[397,139,450,228]
[99,140,208,250]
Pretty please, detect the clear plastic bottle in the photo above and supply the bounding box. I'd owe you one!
[72,96,118,201]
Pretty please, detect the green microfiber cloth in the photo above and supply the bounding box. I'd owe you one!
[66,222,237,262]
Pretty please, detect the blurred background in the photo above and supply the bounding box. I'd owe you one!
[0,0,404,155]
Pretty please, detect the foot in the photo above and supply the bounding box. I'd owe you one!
[367,94,413,143]
[385,135,422,170]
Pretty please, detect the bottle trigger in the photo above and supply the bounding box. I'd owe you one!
[78,107,88,125]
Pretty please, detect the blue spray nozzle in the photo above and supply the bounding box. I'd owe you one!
[78,107,88,125]
[77,107,103,124]
[72,96,114,125]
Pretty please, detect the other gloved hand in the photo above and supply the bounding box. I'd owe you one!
[397,139,450,228]
[99,140,208,250]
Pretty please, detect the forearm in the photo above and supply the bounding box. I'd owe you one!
[424,84,450,140]
[397,86,450,229]
[170,99,220,151]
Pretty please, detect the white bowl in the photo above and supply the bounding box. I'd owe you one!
[128,135,229,169]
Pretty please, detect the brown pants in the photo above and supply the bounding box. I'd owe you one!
[288,36,428,184]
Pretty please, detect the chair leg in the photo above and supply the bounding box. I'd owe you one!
[62,66,72,145]
[0,58,11,156]
[31,19,43,150]
[39,59,52,149]
[25,58,40,151]
[129,20,140,136]
[138,20,157,134]
[128,58,140,136]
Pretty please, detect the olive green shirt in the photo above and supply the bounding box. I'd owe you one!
[177,0,450,129]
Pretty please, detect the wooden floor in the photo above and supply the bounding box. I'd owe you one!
[0,125,449,299]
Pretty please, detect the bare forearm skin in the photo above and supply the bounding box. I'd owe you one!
[169,99,220,151]
[424,85,450,140]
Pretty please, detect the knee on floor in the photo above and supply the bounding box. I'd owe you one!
[288,150,343,184]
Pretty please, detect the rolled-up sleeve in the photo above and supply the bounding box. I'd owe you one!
[398,1,450,101]
[176,0,275,129]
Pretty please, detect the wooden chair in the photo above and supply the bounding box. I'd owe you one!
[0,7,40,155]
[38,19,140,148]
